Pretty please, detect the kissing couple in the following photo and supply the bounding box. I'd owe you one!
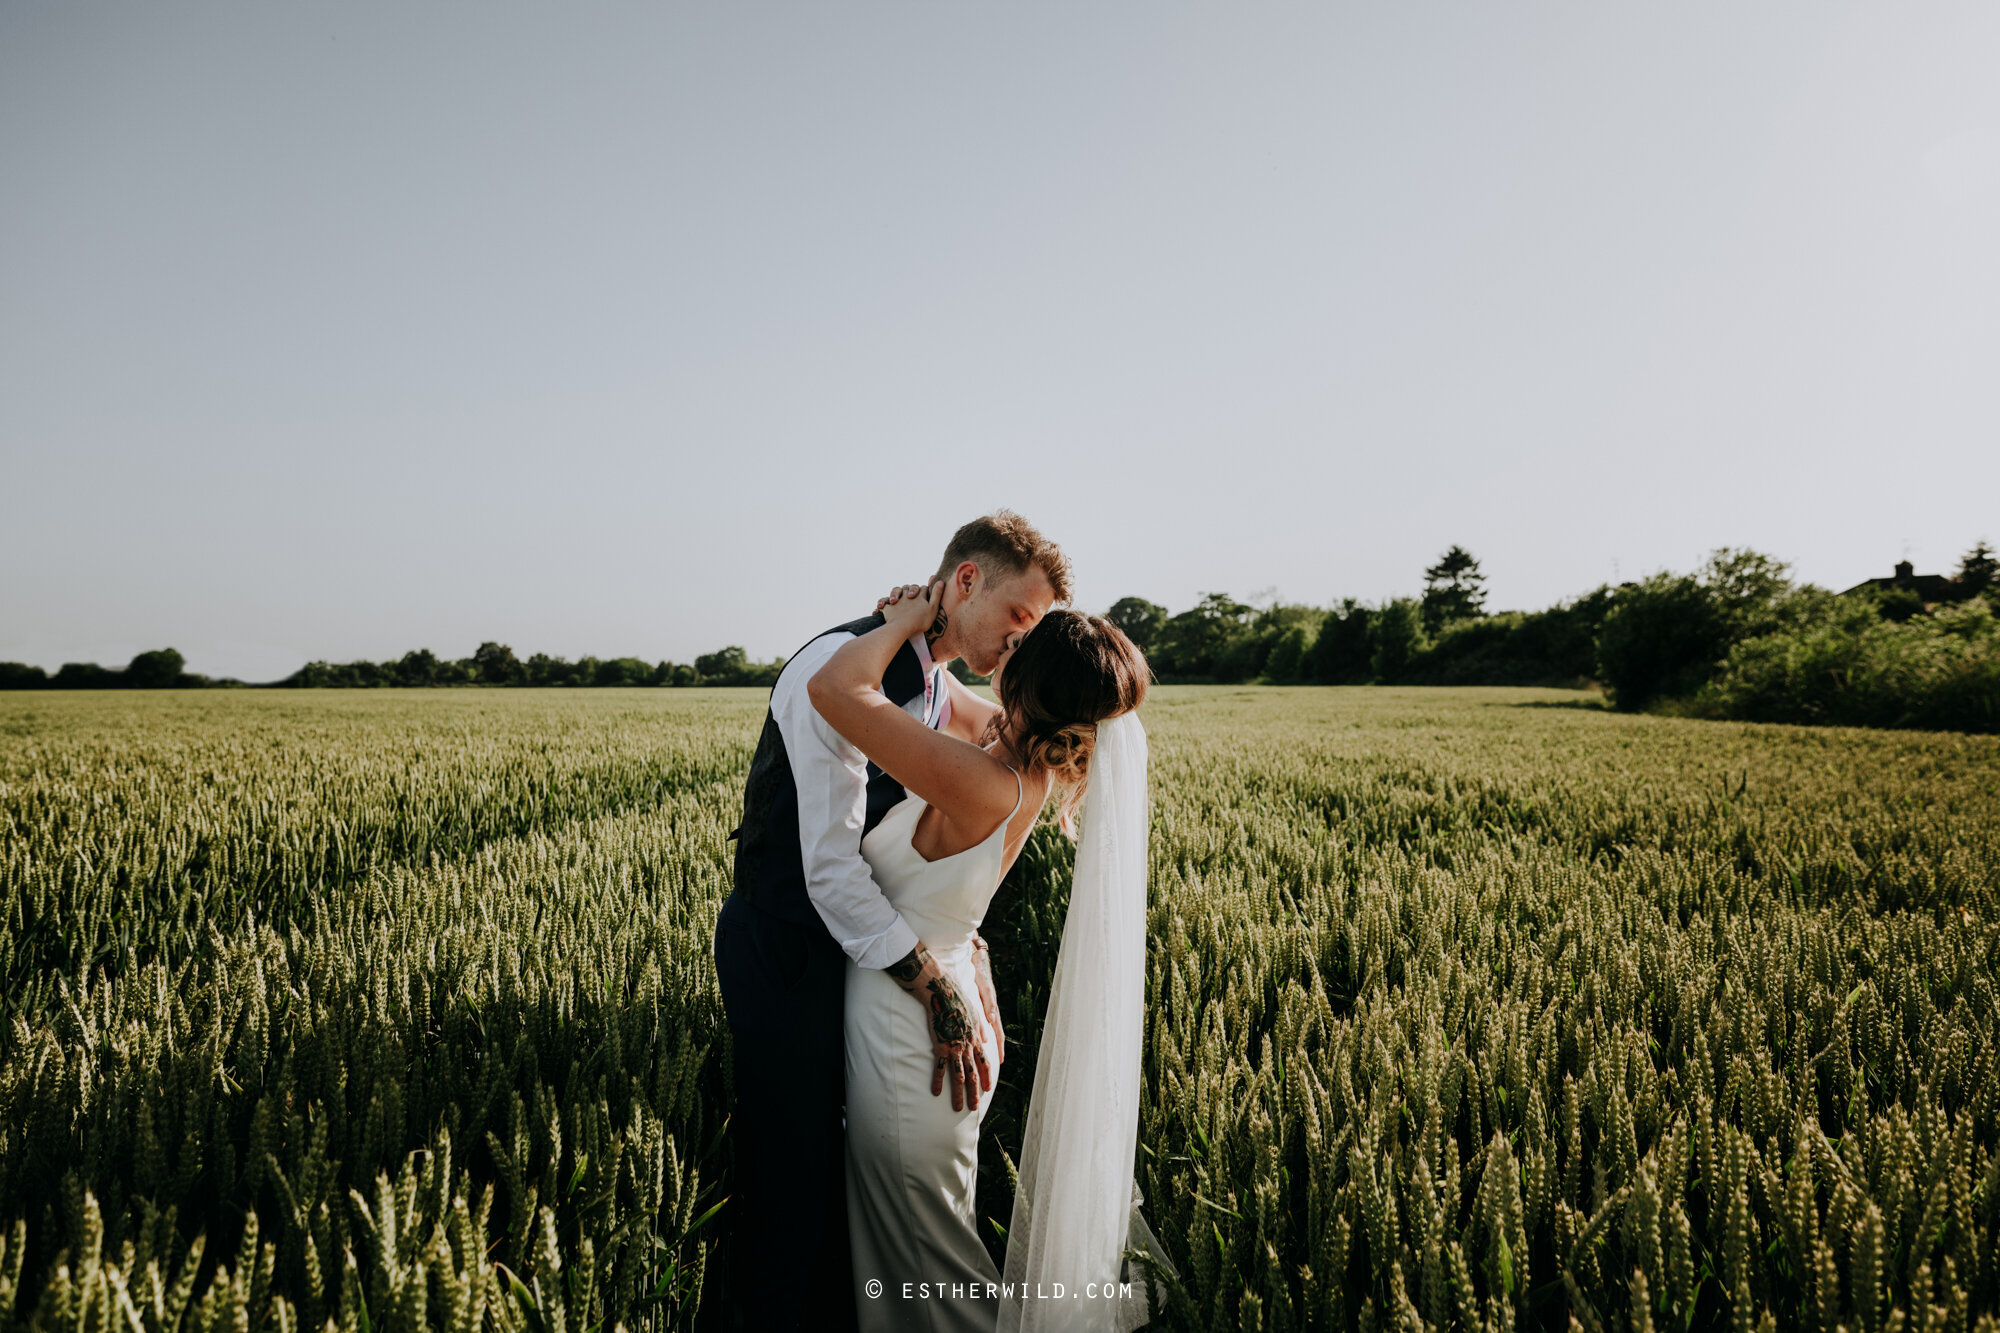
[713,510,1167,1332]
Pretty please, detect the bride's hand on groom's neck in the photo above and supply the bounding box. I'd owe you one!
[879,581,942,640]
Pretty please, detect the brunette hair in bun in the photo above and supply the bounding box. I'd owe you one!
[991,609,1149,835]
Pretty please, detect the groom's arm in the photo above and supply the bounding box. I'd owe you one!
[773,634,920,969]
[789,615,993,1110]
[940,672,1001,744]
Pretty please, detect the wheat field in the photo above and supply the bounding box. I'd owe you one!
[2,687,1997,1332]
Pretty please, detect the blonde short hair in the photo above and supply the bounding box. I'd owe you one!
[934,509,1073,604]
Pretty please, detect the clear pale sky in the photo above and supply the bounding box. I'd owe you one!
[4,4,1996,680]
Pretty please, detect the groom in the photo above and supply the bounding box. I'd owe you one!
[713,510,1071,1330]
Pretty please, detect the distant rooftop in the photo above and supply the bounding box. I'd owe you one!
[1841,560,1961,602]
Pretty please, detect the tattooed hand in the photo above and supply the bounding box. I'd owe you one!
[886,943,991,1110]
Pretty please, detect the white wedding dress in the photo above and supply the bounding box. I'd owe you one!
[847,714,1164,1333]
[845,768,1022,1332]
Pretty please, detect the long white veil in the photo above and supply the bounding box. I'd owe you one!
[999,711,1171,1331]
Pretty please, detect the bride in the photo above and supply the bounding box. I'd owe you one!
[808,580,1158,1333]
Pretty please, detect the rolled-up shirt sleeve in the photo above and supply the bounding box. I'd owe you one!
[771,634,922,969]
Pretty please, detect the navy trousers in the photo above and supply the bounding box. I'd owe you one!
[712,891,859,1332]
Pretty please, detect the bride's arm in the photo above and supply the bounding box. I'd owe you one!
[807,582,1018,835]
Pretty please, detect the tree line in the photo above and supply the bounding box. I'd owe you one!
[0,643,789,691]
[1108,540,1999,732]
[0,648,207,691]
[279,642,788,689]
[1106,544,1605,687]
[6,540,1995,732]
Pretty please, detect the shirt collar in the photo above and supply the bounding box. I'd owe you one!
[910,633,951,730]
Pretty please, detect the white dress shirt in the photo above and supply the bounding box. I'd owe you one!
[770,630,949,969]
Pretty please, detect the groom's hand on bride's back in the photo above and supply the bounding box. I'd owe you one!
[885,943,992,1111]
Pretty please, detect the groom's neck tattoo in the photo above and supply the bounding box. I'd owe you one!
[925,605,948,648]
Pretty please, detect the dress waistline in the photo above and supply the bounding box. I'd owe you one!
[923,940,975,969]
